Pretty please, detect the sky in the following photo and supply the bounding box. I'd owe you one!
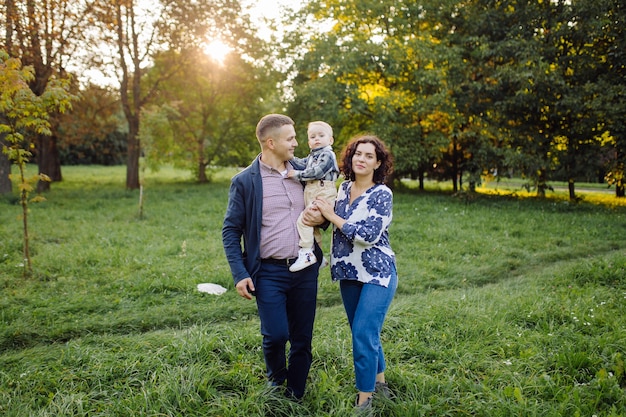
[242,0,304,40]
[243,0,302,20]
[78,0,304,86]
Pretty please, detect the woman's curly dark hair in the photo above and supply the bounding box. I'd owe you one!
[340,134,393,184]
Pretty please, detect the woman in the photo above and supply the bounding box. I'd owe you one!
[314,134,397,411]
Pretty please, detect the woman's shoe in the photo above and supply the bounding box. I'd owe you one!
[375,381,392,399]
[354,394,373,414]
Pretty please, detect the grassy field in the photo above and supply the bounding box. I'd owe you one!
[1,165,625,416]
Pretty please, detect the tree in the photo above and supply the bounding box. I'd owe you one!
[440,0,624,199]
[89,0,160,190]
[140,47,271,182]
[89,0,259,189]
[286,0,451,185]
[535,0,613,200]
[0,51,73,276]
[1,0,94,192]
[590,0,626,197]
[57,84,127,166]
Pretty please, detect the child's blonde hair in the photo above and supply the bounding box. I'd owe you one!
[308,121,333,138]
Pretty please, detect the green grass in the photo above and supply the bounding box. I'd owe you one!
[1,165,625,416]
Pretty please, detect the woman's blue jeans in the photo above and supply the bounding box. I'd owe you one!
[340,265,397,393]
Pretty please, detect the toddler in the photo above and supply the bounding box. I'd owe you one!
[288,121,339,272]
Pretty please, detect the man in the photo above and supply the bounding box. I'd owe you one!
[222,114,324,399]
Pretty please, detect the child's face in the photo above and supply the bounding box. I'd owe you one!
[307,127,333,149]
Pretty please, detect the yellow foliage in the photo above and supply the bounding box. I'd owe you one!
[553,135,568,151]
[600,130,614,146]
[18,183,34,193]
[357,83,389,103]
[30,196,47,203]
[420,110,453,135]
[546,63,557,74]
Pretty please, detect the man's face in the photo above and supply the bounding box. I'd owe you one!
[269,124,298,161]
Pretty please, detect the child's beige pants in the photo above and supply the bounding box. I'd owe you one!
[297,180,338,249]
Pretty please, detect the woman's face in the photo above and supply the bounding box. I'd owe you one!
[351,142,381,179]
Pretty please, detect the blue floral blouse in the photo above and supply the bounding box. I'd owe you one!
[330,181,396,287]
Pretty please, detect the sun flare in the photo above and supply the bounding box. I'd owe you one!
[203,39,232,64]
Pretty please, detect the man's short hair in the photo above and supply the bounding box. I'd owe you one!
[256,114,295,142]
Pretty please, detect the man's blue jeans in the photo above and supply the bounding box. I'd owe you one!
[340,265,397,393]
[255,261,319,399]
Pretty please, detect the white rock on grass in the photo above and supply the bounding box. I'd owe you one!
[197,283,227,295]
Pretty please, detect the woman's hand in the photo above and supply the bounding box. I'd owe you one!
[313,198,334,218]
[314,198,346,230]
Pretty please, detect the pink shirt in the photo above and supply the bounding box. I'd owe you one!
[259,160,305,259]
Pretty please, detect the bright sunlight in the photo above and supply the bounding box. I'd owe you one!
[203,39,232,64]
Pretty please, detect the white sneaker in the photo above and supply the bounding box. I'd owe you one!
[320,256,329,269]
[289,249,317,272]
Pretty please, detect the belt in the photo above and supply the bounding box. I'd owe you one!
[261,257,297,266]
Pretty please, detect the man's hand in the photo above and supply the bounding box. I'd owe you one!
[235,278,255,300]
[302,203,325,226]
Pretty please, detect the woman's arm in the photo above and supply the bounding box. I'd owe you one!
[313,198,346,229]
[316,186,392,245]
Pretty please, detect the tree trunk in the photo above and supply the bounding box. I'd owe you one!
[24,0,57,192]
[451,135,459,192]
[115,0,143,191]
[0,122,12,194]
[36,133,62,192]
[568,178,576,201]
[616,153,625,198]
[198,163,208,183]
[5,0,13,48]
[125,117,141,190]
[0,148,12,194]
[616,180,625,198]
[197,138,207,183]
[536,168,547,198]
